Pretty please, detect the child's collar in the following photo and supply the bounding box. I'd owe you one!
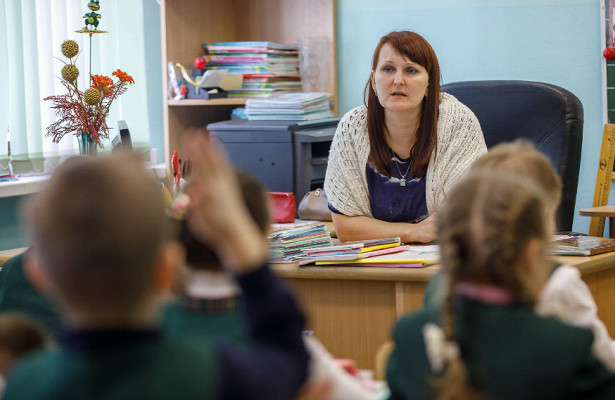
[454,282,516,306]
[184,270,239,299]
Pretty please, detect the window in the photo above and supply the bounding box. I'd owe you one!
[0,0,162,175]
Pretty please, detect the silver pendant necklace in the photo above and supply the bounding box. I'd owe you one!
[391,149,411,187]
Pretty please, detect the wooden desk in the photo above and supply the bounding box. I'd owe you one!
[579,206,615,237]
[2,247,613,370]
[273,253,615,369]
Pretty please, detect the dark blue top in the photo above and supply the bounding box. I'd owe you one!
[329,150,428,222]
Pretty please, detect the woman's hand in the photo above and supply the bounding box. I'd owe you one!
[407,214,437,243]
[332,212,437,243]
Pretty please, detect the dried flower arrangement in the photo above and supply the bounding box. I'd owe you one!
[43,1,134,152]
[44,39,134,150]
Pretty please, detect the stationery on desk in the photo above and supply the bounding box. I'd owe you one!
[550,235,615,256]
[312,250,436,268]
[299,238,439,268]
[269,222,333,263]
[300,237,405,265]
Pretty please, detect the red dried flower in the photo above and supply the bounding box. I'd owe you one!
[91,74,113,91]
[112,69,134,84]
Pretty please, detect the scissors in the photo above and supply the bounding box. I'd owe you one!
[172,150,181,193]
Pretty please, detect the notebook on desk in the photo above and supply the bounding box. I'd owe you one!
[310,244,439,267]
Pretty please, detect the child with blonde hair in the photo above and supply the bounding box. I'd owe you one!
[3,137,309,400]
[387,170,615,399]
[424,139,615,370]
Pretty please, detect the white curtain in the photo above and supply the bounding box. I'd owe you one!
[0,0,155,174]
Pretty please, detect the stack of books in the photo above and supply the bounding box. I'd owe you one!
[203,41,301,98]
[269,222,333,263]
[245,92,333,121]
[550,235,615,256]
[300,237,407,265]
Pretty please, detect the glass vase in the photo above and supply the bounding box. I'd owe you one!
[78,132,98,155]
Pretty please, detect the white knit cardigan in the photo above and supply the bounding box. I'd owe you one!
[324,93,487,217]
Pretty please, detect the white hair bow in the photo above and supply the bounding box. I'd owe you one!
[423,322,460,372]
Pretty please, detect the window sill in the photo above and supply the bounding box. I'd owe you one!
[0,163,166,199]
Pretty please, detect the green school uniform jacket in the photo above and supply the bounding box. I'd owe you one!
[3,332,217,400]
[0,251,62,334]
[3,265,309,400]
[162,296,247,344]
[387,297,615,400]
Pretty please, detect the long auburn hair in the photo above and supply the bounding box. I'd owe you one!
[363,31,441,178]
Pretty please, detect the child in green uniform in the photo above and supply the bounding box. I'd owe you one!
[162,170,270,345]
[3,134,309,400]
[387,170,615,400]
[0,251,61,335]
[165,169,379,400]
[424,140,615,371]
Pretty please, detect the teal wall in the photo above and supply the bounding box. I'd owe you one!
[336,0,602,233]
[0,196,28,251]
[0,1,605,250]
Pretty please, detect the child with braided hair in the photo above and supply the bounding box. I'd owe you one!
[387,170,615,400]
[423,140,615,371]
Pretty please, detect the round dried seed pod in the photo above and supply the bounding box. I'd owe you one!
[61,40,79,58]
[83,88,102,105]
[61,64,79,82]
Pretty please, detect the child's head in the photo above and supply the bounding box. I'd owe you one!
[435,171,551,399]
[0,313,50,374]
[438,171,551,302]
[177,169,271,271]
[23,154,177,324]
[471,139,562,232]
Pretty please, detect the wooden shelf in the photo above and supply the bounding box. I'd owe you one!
[160,0,337,184]
[168,98,247,107]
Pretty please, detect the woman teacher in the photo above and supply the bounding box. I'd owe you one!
[324,31,487,243]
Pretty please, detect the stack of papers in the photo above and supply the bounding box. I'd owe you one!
[300,237,405,265]
[204,41,301,98]
[239,73,302,97]
[245,93,333,121]
[309,244,440,268]
[269,222,333,263]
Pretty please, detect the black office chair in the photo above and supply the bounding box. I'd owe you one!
[442,80,584,232]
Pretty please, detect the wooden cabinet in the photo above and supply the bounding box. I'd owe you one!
[160,0,337,176]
